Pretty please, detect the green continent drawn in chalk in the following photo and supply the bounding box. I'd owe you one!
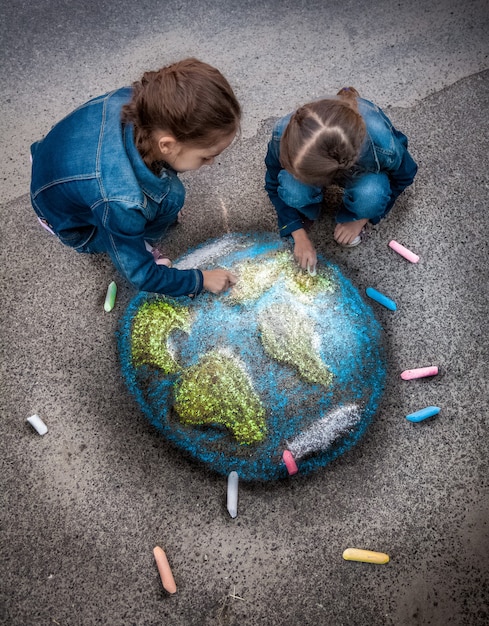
[131,300,191,373]
[229,250,334,304]
[258,303,333,387]
[174,350,267,445]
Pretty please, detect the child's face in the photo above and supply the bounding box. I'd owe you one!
[162,132,236,173]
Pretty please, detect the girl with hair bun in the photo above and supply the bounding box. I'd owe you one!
[30,58,241,297]
[265,87,417,271]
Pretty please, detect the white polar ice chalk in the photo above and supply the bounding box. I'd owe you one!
[27,414,48,436]
[286,404,361,461]
[227,471,239,518]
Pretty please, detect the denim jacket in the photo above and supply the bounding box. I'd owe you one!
[30,88,203,298]
[265,97,418,235]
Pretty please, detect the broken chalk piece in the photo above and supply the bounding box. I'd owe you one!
[343,548,390,564]
[401,366,439,380]
[406,406,441,422]
[153,546,177,594]
[227,471,239,518]
[104,281,117,312]
[283,450,299,476]
[365,287,397,311]
[27,414,48,436]
[388,240,420,263]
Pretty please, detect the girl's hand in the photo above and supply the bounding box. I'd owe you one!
[202,269,237,294]
[291,228,317,271]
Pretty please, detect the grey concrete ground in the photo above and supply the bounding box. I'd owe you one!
[1,1,489,625]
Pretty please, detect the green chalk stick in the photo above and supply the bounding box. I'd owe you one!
[104,281,117,312]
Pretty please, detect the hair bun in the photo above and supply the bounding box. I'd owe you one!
[337,86,360,98]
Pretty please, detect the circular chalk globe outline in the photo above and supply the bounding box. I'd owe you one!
[118,233,387,481]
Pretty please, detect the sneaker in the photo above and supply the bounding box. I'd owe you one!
[38,217,55,235]
[337,225,368,247]
[343,233,362,247]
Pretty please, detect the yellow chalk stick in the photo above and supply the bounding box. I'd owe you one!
[342,548,389,564]
[153,546,177,594]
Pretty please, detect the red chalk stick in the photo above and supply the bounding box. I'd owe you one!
[401,366,439,380]
[388,240,419,263]
[283,450,298,475]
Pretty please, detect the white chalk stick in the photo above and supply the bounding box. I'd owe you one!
[307,263,317,277]
[27,414,48,436]
[227,471,239,518]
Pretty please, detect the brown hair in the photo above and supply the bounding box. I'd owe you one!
[122,58,241,166]
[280,87,366,186]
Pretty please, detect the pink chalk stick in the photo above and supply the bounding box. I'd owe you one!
[283,450,298,475]
[388,240,419,263]
[401,366,439,380]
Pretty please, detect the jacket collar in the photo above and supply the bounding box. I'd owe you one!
[123,123,174,203]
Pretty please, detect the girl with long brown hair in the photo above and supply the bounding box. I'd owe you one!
[31,58,241,298]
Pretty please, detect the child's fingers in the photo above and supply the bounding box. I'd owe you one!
[307,262,317,276]
[202,269,237,294]
[226,271,238,285]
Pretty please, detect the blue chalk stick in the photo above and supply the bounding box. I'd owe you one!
[406,406,441,422]
[366,287,397,311]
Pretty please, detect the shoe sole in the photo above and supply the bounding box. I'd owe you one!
[343,235,362,247]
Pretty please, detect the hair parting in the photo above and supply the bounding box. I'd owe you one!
[280,87,366,186]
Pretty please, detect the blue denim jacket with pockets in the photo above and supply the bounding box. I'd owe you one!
[265,97,418,235]
[30,88,203,298]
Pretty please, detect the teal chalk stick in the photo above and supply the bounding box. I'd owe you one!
[104,281,117,312]
[406,406,441,422]
[366,287,397,311]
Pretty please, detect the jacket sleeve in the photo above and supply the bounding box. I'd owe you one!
[374,109,418,212]
[387,128,418,200]
[95,201,204,298]
[264,137,305,237]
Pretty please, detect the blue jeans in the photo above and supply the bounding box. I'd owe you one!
[278,168,412,227]
[336,172,392,224]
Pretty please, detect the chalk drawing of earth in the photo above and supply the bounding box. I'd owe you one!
[119,233,386,481]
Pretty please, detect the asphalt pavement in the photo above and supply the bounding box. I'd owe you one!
[1,1,488,624]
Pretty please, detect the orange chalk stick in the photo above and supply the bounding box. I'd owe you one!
[153,546,177,594]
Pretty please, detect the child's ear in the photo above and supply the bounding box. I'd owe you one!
[156,135,177,157]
